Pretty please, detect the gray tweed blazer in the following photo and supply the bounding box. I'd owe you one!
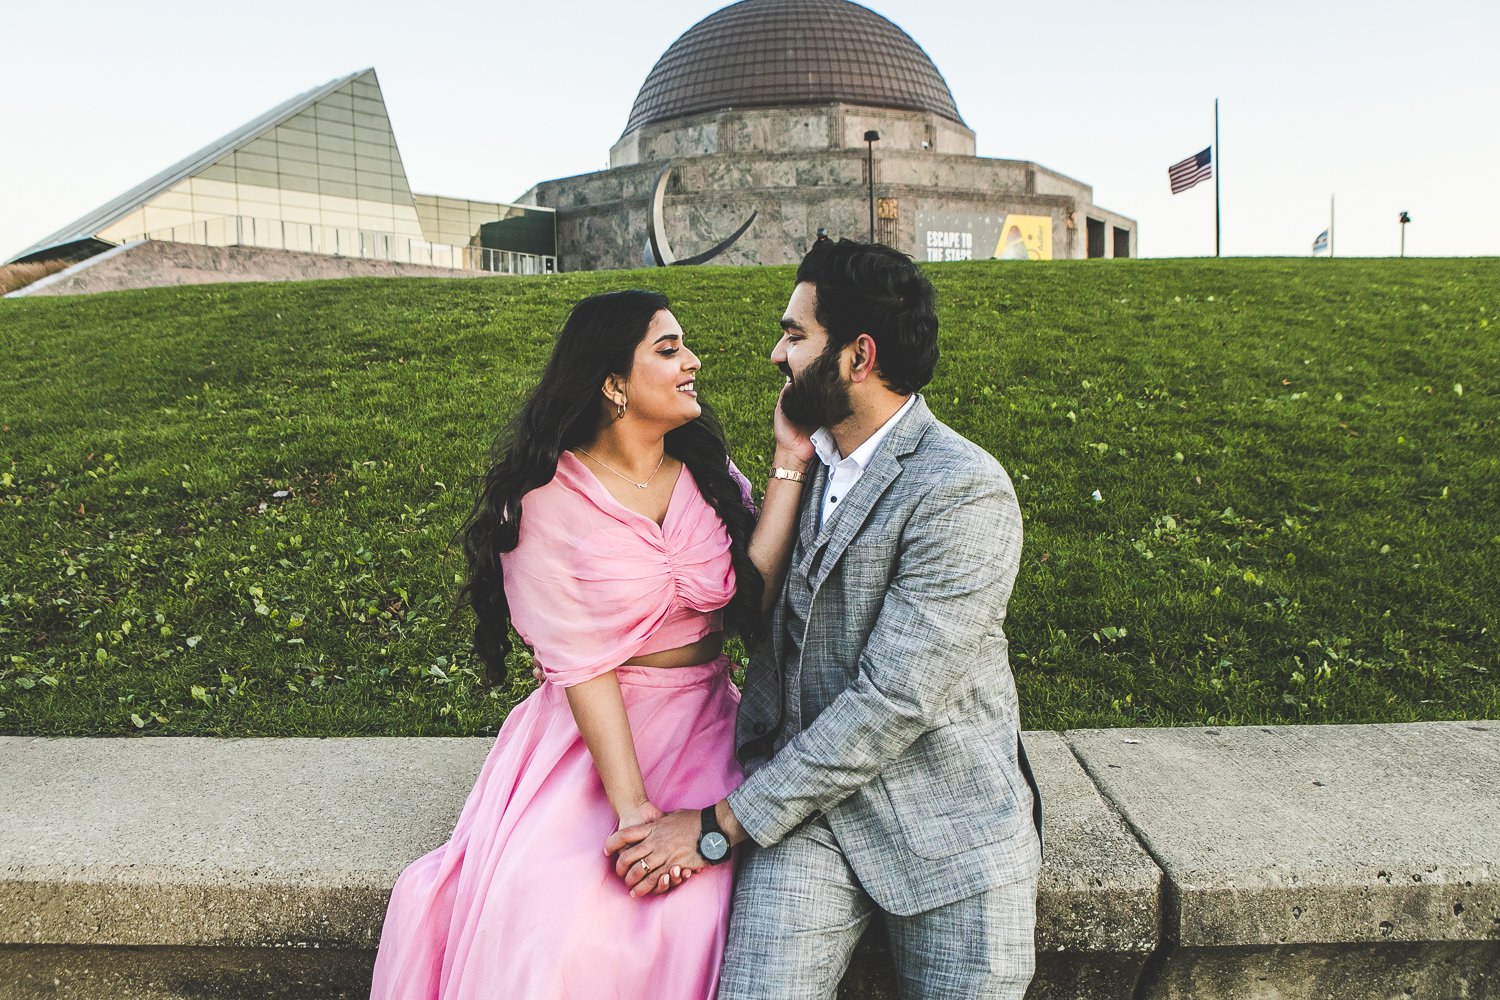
[726,395,1042,916]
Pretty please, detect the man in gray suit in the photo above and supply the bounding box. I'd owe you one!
[608,239,1042,998]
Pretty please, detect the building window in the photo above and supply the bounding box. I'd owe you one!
[876,198,898,247]
[1087,218,1106,258]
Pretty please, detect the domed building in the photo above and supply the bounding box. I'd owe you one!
[521,0,1136,269]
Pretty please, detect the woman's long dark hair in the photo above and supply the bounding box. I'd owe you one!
[458,289,763,687]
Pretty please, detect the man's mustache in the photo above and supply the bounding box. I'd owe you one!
[776,362,793,381]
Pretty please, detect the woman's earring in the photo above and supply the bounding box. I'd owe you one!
[616,398,627,420]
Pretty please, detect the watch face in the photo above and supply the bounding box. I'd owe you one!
[700,831,730,862]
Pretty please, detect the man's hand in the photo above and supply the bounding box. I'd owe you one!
[608,803,691,896]
[605,808,706,898]
[773,380,816,465]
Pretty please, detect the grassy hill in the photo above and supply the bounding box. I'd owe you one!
[1,258,1496,736]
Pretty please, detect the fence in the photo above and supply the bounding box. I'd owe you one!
[130,215,555,275]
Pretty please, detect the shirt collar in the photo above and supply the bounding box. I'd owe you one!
[810,394,917,470]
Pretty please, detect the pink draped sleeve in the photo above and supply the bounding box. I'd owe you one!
[500,453,737,688]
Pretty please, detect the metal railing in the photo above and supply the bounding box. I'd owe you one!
[128,215,556,275]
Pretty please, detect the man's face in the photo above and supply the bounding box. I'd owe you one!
[772,283,853,428]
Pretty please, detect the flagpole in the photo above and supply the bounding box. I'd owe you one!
[1330,194,1335,257]
[1214,98,1221,258]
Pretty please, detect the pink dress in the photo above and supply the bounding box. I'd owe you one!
[369,452,748,1000]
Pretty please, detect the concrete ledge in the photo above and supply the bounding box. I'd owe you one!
[2,724,1497,999]
[840,731,1160,999]
[1068,721,1500,998]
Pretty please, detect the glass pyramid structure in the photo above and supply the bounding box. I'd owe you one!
[9,69,553,271]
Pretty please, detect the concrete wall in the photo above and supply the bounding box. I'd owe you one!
[2,722,1496,999]
[525,148,1137,269]
[609,103,977,167]
[5,240,504,298]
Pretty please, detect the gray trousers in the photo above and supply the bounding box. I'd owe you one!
[719,816,1039,1000]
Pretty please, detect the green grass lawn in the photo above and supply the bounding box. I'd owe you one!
[1,258,1496,736]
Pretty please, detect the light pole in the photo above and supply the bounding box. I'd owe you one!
[864,130,880,243]
[1399,211,1411,257]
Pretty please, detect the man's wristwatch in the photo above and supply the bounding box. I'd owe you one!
[698,805,732,865]
[770,466,805,484]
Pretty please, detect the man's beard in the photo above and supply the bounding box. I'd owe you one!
[779,342,853,428]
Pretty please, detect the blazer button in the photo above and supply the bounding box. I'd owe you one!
[752,722,767,735]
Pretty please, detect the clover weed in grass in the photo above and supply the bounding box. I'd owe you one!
[0,259,1496,736]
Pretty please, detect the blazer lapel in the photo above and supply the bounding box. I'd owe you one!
[803,396,934,594]
[793,462,827,580]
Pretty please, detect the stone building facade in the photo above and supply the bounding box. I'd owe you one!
[519,0,1135,271]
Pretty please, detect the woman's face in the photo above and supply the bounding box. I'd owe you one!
[610,309,702,429]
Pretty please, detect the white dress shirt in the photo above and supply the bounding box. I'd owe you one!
[810,394,917,530]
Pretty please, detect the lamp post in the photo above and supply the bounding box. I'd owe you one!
[1398,211,1411,257]
[864,130,880,243]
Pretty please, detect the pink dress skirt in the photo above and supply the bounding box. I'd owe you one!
[369,657,743,1000]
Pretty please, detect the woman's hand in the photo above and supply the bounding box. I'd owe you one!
[615,799,665,832]
[609,808,710,898]
[773,380,816,466]
[613,801,695,896]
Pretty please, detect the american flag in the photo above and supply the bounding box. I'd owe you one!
[1168,147,1213,194]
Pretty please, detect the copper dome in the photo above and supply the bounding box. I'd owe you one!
[623,0,966,135]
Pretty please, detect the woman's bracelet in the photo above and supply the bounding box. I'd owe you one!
[770,466,806,484]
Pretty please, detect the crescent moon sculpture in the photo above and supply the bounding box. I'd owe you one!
[647,162,758,267]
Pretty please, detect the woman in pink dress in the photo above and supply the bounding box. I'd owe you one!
[368,290,812,1000]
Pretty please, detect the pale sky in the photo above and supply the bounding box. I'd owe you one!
[3,0,1495,261]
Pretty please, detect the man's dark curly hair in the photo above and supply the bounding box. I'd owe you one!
[794,238,939,394]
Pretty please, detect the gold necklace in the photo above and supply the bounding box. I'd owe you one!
[574,447,666,490]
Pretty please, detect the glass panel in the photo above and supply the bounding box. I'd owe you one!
[282,106,322,127]
[318,89,354,111]
[192,196,238,216]
[357,215,397,233]
[356,198,396,218]
[320,163,357,184]
[314,107,354,131]
[188,177,237,200]
[279,140,322,164]
[198,161,237,182]
[351,110,390,135]
[235,166,280,188]
[277,173,320,197]
[315,118,356,140]
[149,189,193,211]
[234,167,282,190]
[355,167,396,190]
[237,197,282,220]
[279,157,321,179]
[235,181,281,204]
[319,194,360,215]
[351,95,386,118]
[321,179,358,199]
[317,134,356,155]
[234,150,278,173]
[279,188,320,208]
[239,135,279,157]
[279,203,321,225]
[142,206,195,230]
[353,138,392,162]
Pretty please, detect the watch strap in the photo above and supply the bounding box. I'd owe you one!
[700,804,723,837]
